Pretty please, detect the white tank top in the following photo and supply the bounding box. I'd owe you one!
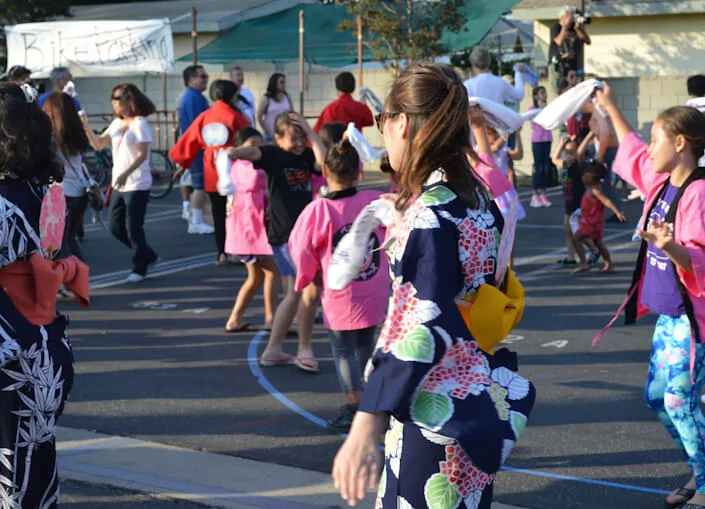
[263,95,292,135]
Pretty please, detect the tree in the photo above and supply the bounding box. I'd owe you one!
[0,0,71,24]
[338,0,467,72]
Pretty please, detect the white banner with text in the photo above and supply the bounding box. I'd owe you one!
[5,19,175,77]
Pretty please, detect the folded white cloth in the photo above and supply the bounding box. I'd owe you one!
[215,149,235,196]
[468,96,525,135]
[328,199,395,290]
[534,79,603,130]
[521,108,542,122]
[346,123,378,162]
[514,63,538,88]
[686,96,705,113]
[358,86,384,113]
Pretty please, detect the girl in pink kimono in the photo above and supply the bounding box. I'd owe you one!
[289,139,389,432]
[224,128,280,333]
[595,83,705,509]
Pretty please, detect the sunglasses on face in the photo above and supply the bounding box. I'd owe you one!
[375,111,400,133]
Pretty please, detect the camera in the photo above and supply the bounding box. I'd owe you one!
[570,8,591,28]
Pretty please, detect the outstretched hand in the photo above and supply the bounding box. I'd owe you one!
[638,220,673,250]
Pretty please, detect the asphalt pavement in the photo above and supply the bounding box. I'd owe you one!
[54,179,687,509]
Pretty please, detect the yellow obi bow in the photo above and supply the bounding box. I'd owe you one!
[456,269,525,354]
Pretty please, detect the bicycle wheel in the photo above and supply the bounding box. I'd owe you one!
[82,148,112,191]
[149,149,175,199]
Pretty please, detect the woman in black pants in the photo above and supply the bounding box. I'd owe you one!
[43,92,91,261]
[83,84,159,283]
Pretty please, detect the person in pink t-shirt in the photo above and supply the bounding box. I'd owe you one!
[289,139,389,432]
[224,127,279,333]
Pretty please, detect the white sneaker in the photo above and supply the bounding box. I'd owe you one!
[181,208,191,221]
[529,195,542,208]
[125,272,145,283]
[188,222,215,235]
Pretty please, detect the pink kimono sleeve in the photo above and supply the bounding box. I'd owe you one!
[473,152,512,198]
[289,203,324,293]
[676,185,705,297]
[613,132,658,196]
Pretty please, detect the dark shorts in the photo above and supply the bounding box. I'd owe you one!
[190,154,205,191]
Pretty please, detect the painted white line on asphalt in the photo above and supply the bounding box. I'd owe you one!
[513,230,632,268]
[517,239,638,278]
[90,260,215,289]
[517,223,626,233]
[89,252,215,283]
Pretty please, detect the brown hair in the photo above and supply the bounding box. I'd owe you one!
[0,83,63,185]
[318,121,346,149]
[111,83,156,119]
[383,63,489,210]
[273,111,304,138]
[532,85,546,108]
[657,106,705,162]
[43,92,89,156]
[379,151,393,174]
[324,139,360,184]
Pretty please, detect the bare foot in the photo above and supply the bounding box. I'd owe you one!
[665,476,696,507]
[599,264,616,273]
[571,264,590,274]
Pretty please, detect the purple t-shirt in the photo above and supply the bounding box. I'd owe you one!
[640,183,685,317]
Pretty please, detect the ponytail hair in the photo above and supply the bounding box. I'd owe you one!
[384,63,489,210]
[324,139,360,184]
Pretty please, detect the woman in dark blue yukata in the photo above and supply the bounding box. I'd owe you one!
[332,64,536,509]
[0,82,74,508]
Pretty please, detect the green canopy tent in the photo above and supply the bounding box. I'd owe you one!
[182,0,522,67]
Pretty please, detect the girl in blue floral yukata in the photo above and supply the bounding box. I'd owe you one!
[332,64,536,509]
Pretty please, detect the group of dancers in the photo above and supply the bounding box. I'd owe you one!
[0,56,705,508]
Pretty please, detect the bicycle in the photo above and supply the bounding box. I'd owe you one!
[81,145,176,200]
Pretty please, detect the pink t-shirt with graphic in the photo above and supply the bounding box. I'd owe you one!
[289,188,389,331]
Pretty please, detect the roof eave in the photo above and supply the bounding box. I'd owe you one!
[513,0,705,21]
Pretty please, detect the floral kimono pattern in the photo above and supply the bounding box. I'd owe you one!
[359,170,535,509]
[0,196,73,509]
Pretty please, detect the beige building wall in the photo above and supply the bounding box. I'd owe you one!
[74,60,396,150]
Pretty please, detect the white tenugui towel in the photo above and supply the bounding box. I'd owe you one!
[468,96,525,135]
[533,79,603,131]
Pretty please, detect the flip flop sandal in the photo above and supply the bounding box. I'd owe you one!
[225,323,257,333]
[259,354,296,367]
[665,487,696,508]
[294,356,320,373]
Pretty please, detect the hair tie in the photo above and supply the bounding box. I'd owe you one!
[20,83,38,104]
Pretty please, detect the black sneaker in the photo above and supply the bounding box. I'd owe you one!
[557,257,577,265]
[327,404,358,432]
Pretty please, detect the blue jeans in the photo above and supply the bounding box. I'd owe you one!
[328,326,377,394]
[531,141,552,190]
[645,314,705,493]
[109,189,158,275]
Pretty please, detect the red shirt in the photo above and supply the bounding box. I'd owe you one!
[169,100,249,193]
[313,93,374,133]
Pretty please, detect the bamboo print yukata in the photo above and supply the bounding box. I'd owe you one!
[0,195,74,509]
[359,170,535,509]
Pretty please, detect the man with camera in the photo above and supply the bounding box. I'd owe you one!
[549,6,591,94]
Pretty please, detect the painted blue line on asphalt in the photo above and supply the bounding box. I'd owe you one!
[500,466,669,496]
[247,330,328,429]
[247,332,673,498]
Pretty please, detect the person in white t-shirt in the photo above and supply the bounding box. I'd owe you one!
[230,65,256,125]
[83,83,159,283]
[463,46,526,106]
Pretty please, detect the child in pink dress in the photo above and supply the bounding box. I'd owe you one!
[224,127,279,332]
[289,139,389,431]
[572,164,627,274]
